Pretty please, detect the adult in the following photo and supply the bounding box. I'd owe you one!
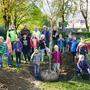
[42,26,50,47]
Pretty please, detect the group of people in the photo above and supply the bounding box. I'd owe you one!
[0,24,90,80]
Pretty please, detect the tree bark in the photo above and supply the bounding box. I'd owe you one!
[85,18,89,32]
[3,0,11,31]
[62,0,65,31]
[80,0,89,32]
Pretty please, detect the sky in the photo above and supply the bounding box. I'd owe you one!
[40,0,90,28]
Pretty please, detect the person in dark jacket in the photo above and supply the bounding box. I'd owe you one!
[21,34,31,63]
[70,36,78,62]
[42,26,50,47]
[39,34,46,61]
[14,38,23,67]
[52,27,59,47]
[76,54,90,77]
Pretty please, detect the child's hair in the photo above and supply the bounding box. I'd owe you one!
[59,34,62,38]
[54,45,59,51]
[34,49,39,53]
[0,36,4,41]
[40,34,45,39]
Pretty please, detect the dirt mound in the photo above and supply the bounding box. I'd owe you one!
[0,68,40,90]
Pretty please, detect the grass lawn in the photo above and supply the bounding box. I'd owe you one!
[39,78,90,90]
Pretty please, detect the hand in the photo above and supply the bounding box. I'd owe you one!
[17,49,19,51]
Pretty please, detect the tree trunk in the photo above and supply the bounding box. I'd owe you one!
[80,0,89,32]
[3,0,11,31]
[85,18,89,32]
[62,0,65,31]
[62,14,64,31]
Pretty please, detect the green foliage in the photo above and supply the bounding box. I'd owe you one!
[0,0,49,30]
[72,32,90,38]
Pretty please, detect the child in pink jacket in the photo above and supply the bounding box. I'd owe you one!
[52,45,62,73]
[6,36,13,67]
[30,36,39,52]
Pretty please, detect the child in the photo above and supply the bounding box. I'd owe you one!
[31,49,41,80]
[44,48,50,70]
[6,36,13,67]
[21,34,31,62]
[0,36,6,68]
[77,38,88,57]
[57,34,64,53]
[76,54,90,77]
[52,45,62,73]
[13,38,23,67]
[30,35,39,53]
[39,34,46,61]
[70,36,78,62]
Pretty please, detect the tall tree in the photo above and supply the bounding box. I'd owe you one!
[0,0,47,30]
[80,0,89,32]
[52,0,78,30]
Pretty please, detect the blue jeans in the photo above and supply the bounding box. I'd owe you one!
[34,64,40,80]
[8,54,12,66]
[0,56,3,68]
[40,49,45,61]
